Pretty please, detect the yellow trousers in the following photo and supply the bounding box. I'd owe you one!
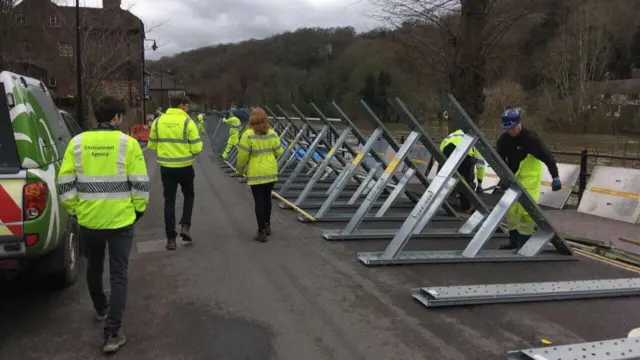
[222,135,239,159]
[506,155,542,235]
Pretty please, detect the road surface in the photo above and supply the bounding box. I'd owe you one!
[1,139,639,360]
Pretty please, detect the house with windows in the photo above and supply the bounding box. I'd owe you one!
[4,0,147,128]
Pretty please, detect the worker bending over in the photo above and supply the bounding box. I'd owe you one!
[148,94,203,250]
[439,129,486,213]
[221,110,241,159]
[497,109,562,250]
[58,95,149,353]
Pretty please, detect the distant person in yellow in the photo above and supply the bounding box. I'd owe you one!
[196,113,206,135]
[148,94,203,250]
[236,108,284,242]
[221,109,241,159]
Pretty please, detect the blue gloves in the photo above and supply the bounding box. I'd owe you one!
[551,178,562,191]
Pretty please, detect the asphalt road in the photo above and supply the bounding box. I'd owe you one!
[1,138,639,360]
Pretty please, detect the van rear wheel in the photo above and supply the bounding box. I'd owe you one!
[47,217,81,288]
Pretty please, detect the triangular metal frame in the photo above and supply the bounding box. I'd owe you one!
[357,95,574,265]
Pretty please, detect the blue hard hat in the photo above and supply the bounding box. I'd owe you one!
[501,108,521,129]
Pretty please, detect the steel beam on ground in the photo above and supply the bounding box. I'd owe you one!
[507,337,640,360]
[357,95,574,266]
[411,278,640,308]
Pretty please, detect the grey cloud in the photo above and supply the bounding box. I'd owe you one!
[133,0,379,59]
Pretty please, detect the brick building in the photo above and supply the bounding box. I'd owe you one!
[4,0,146,129]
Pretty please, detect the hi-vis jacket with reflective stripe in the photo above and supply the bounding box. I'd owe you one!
[236,128,284,185]
[223,116,241,138]
[440,129,486,181]
[58,125,150,230]
[148,108,203,168]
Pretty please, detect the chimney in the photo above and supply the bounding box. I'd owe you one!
[102,0,121,9]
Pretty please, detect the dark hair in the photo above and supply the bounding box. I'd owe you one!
[93,95,127,123]
[249,108,269,135]
[170,94,191,108]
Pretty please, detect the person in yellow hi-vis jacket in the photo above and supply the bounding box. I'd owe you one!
[148,94,203,250]
[236,108,284,243]
[497,108,562,250]
[439,129,486,213]
[57,95,150,354]
[221,110,241,159]
[196,113,206,135]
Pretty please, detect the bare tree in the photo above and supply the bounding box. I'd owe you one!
[540,0,640,131]
[0,0,21,69]
[369,0,546,120]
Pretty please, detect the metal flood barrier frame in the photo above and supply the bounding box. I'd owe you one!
[356,95,575,266]
[321,98,495,241]
[410,278,640,308]
[266,103,420,221]
[507,336,640,360]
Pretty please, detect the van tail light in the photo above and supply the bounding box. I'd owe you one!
[23,181,49,220]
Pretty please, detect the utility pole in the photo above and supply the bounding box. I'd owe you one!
[75,0,83,127]
[160,63,164,109]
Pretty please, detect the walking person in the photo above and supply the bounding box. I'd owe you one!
[148,94,203,250]
[58,95,150,353]
[497,108,562,249]
[235,108,284,242]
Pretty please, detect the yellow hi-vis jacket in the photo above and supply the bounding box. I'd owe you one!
[223,116,241,138]
[197,113,205,133]
[148,108,203,168]
[58,126,150,230]
[236,128,284,185]
[440,129,486,181]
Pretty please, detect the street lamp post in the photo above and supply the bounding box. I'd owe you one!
[75,0,83,127]
[142,37,157,119]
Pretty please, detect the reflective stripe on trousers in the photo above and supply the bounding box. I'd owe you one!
[58,133,151,201]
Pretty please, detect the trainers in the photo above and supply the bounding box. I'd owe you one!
[102,331,126,353]
[166,237,177,250]
[265,223,271,236]
[180,224,192,244]
[96,308,108,322]
[253,230,267,243]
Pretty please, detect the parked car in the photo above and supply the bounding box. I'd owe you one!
[0,71,82,288]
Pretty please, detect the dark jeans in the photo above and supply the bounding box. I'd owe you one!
[83,225,134,337]
[250,182,275,231]
[442,143,475,211]
[160,165,195,238]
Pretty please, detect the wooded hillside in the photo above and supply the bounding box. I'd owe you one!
[147,0,640,134]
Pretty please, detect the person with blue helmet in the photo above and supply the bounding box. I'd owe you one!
[496,108,562,250]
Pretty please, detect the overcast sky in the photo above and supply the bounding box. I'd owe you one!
[58,0,381,60]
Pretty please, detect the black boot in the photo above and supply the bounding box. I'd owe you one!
[180,224,192,245]
[265,223,271,236]
[517,233,531,247]
[254,230,267,243]
[500,230,520,250]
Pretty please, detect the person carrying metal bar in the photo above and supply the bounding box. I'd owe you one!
[221,109,241,159]
[439,129,486,213]
[235,108,284,243]
[148,94,203,250]
[497,108,562,250]
[58,95,150,353]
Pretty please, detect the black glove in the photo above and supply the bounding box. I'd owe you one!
[135,211,144,223]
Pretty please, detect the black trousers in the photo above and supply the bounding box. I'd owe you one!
[160,165,195,238]
[250,182,275,231]
[442,143,475,211]
[83,225,134,337]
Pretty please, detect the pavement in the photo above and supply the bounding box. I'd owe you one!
[1,137,640,360]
